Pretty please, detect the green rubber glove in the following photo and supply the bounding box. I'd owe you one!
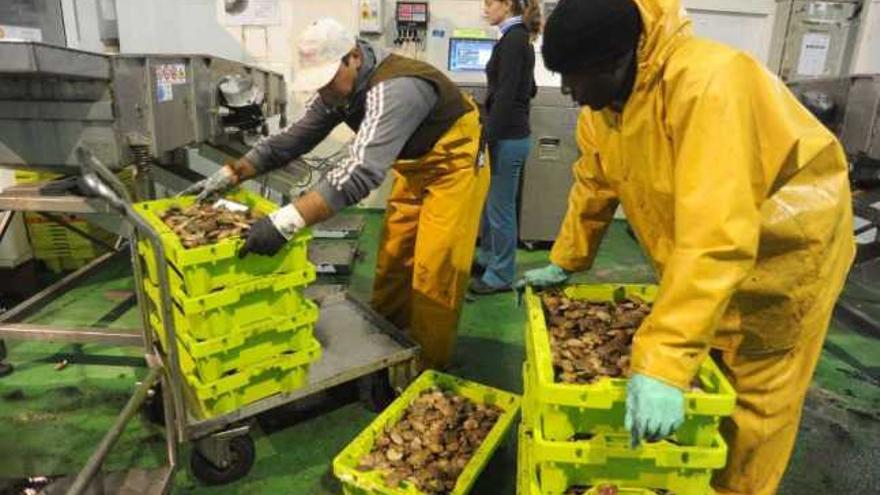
[625,373,685,447]
[514,263,571,290]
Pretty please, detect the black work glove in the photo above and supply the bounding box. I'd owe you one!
[239,217,287,258]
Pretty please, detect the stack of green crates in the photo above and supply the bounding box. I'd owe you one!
[519,284,737,495]
[15,170,117,272]
[133,189,320,419]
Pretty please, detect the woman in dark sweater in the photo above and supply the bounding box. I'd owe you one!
[471,0,541,294]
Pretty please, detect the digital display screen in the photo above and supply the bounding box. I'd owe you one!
[448,38,496,72]
[397,2,428,24]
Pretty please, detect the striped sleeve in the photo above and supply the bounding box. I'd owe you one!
[314,77,437,212]
[245,92,341,174]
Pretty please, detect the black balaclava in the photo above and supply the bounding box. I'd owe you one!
[542,0,642,74]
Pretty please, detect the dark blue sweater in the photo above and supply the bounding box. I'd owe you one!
[485,24,537,142]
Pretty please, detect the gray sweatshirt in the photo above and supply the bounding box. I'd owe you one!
[244,41,439,212]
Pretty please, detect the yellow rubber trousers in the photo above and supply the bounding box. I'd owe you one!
[710,263,847,495]
[370,104,489,370]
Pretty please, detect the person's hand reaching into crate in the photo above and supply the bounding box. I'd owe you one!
[625,373,684,447]
[179,157,259,203]
[178,165,239,203]
[239,204,306,257]
[514,263,571,290]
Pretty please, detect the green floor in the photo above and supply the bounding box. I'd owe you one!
[1,212,878,494]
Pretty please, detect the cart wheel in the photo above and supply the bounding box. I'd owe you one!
[358,370,396,413]
[190,434,255,485]
[142,383,164,425]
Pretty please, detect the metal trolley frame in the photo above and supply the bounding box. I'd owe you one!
[7,148,419,494]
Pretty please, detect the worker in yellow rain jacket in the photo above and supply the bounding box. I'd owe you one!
[521,0,855,493]
[183,19,489,370]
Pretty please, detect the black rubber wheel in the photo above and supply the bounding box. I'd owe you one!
[358,370,396,413]
[142,383,165,426]
[190,434,256,485]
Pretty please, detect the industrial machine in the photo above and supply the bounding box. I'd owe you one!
[769,0,865,80]
[518,89,582,245]
[0,41,286,178]
[789,74,880,334]
[453,83,580,246]
[0,41,418,493]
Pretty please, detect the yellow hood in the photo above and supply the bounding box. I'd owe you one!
[632,0,693,89]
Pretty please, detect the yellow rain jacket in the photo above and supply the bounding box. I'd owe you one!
[549,0,855,390]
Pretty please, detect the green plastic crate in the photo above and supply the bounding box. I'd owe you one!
[182,337,322,419]
[32,242,108,260]
[142,268,315,341]
[524,285,736,446]
[333,370,522,495]
[39,254,98,273]
[518,428,665,495]
[30,232,102,251]
[14,170,61,183]
[149,299,319,382]
[24,214,115,258]
[134,189,312,297]
[522,413,725,495]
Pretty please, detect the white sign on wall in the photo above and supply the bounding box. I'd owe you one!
[0,25,43,42]
[797,32,831,76]
[219,0,281,26]
[358,0,384,34]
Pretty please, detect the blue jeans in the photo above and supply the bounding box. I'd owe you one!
[477,137,531,288]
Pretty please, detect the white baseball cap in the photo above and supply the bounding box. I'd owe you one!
[293,18,357,93]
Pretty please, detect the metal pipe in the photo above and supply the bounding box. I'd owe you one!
[125,204,189,442]
[66,367,161,495]
[77,146,189,442]
[0,323,143,346]
[0,250,121,324]
[161,370,180,471]
[127,222,180,466]
[0,210,14,243]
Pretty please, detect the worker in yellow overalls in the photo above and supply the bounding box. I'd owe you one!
[184,19,489,370]
[520,0,855,493]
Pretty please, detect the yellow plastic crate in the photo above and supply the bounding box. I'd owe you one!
[149,300,319,382]
[524,285,736,446]
[333,370,521,495]
[182,337,322,419]
[134,189,312,297]
[522,413,725,495]
[518,427,668,495]
[142,267,315,341]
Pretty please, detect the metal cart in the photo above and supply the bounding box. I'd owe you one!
[57,148,420,493]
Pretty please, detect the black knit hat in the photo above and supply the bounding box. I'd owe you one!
[542,0,643,73]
